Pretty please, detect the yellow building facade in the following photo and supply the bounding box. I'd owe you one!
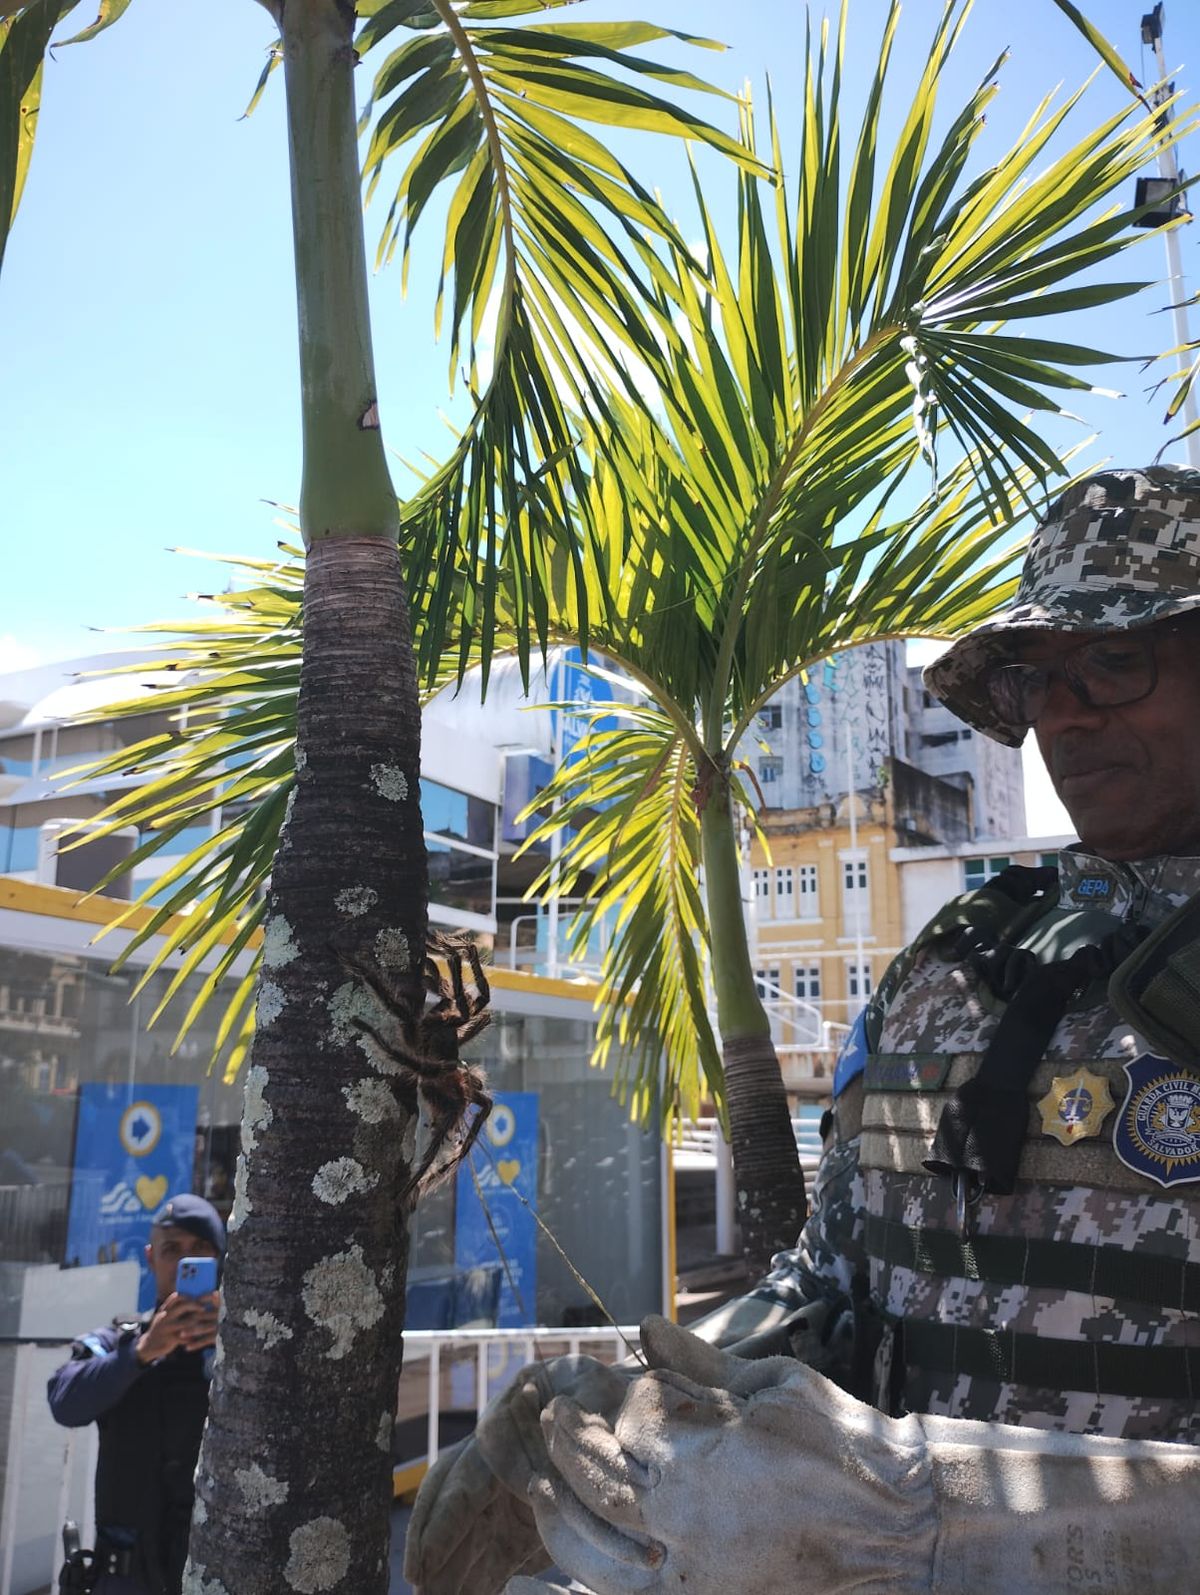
[749,789,905,1089]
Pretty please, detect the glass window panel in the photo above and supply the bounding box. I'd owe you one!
[427,838,494,916]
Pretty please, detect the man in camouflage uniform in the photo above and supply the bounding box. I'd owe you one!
[407,466,1200,1594]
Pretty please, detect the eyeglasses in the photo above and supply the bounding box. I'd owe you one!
[984,630,1168,729]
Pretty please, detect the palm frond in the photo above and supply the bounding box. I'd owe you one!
[355,1,763,683]
[517,703,720,1125]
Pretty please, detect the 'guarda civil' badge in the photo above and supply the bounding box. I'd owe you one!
[1113,1054,1200,1188]
[1037,1070,1114,1145]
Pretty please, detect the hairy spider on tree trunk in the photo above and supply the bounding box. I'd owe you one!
[337,929,493,1202]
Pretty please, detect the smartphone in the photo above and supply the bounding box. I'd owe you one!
[175,1256,219,1298]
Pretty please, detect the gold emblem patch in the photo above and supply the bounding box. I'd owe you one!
[1037,1069,1114,1145]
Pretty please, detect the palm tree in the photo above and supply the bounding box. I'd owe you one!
[61,2,1194,1276]
[1,1,754,1586]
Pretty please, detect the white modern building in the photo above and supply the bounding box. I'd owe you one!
[736,641,1027,842]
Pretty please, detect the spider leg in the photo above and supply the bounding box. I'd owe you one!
[454,1011,492,1047]
[336,946,412,1025]
[460,941,491,1016]
[400,1088,465,1201]
[348,1013,425,1073]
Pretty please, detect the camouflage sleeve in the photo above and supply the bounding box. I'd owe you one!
[750,1132,867,1312]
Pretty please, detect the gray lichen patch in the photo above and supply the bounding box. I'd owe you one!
[374,927,409,973]
[376,1410,393,1452]
[312,1156,379,1206]
[243,1308,293,1351]
[263,915,300,970]
[257,979,285,1030]
[369,762,408,803]
[181,1566,231,1595]
[301,1244,384,1360]
[335,885,378,918]
[328,980,377,1049]
[236,1462,289,1511]
[242,1066,273,1156]
[343,1078,400,1125]
[228,1156,252,1232]
[285,1517,351,1593]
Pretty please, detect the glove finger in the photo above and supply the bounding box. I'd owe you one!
[405,1438,494,1585]
[541,1394,653,1530]
[477,1376,552,1492]
[529,1468,664,1590]
[639,1313,740,1388]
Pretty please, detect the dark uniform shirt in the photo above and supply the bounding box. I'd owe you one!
[47,1312,211,1595]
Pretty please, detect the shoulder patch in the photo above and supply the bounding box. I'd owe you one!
[833,1011,869,1097]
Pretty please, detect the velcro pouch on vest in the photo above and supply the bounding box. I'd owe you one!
[1109,891,1200,1068]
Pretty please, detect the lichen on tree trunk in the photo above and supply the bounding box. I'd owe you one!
[185,539,426,1594]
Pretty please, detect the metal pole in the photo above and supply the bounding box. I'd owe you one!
[1149,20,1200,467]
[547,655,562,980]
[714,1129,736,1255]
[0,1345,33,1595]
[845,707,865,1015]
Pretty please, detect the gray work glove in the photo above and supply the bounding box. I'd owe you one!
[405,1355,636,1595]
[515,1315,1200,1595]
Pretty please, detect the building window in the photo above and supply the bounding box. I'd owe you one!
[843,857,868,894]
[964,855,1011,892]
[759,758,782,785]
[753,868,771,904]
[1039,852,1059,872]
[797,863,818,916]
[775,866,794,916]
[847,960,872,1000]
[794,965,821,1002]
[754,967,781,999]
[757,704,783,731]
[921,731,959,748]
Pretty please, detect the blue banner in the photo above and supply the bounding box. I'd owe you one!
[65,1083,199,1310]
[551,648,617,765]
[455,1091,539,1327]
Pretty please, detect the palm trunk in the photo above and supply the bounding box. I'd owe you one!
[186,2,420,1590]
[700,771,806,1272]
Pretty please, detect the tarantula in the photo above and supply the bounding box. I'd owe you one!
[338,929,493,1203]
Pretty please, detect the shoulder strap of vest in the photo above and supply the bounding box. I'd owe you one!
[911,864,1060,956]
[859,864,1060,1061]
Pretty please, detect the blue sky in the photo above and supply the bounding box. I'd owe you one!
[3,0,1199,832]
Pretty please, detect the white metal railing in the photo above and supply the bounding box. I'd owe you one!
[676,1117,823,1176]
[403,1325,641,1468]
[751,976,853,1052]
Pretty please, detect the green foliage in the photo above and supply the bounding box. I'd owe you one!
[42,1,1200,1122]
[353,0,761,686]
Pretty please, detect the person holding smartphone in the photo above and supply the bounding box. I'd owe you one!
[48,1194,225,1595]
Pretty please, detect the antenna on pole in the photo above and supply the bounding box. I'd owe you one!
[1136,5,1200,467]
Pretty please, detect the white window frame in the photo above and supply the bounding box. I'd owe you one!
[847,959,873,1001]
[774,865,794,917]
[794,964,821,1002]
[797,863,819,918]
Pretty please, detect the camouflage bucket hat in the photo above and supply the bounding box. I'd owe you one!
[923,465,1200,747]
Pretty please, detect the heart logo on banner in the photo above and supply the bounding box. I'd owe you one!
[497,1160,521,1186]
[136,1174,168,1211]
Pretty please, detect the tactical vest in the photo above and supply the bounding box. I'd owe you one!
[834,851,1200,1443]
[94,1317,211,1595]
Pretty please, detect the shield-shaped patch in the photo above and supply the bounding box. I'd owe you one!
[1113,1053,1200,1188]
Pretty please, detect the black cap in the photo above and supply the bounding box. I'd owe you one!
[151,1193,226,1257]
